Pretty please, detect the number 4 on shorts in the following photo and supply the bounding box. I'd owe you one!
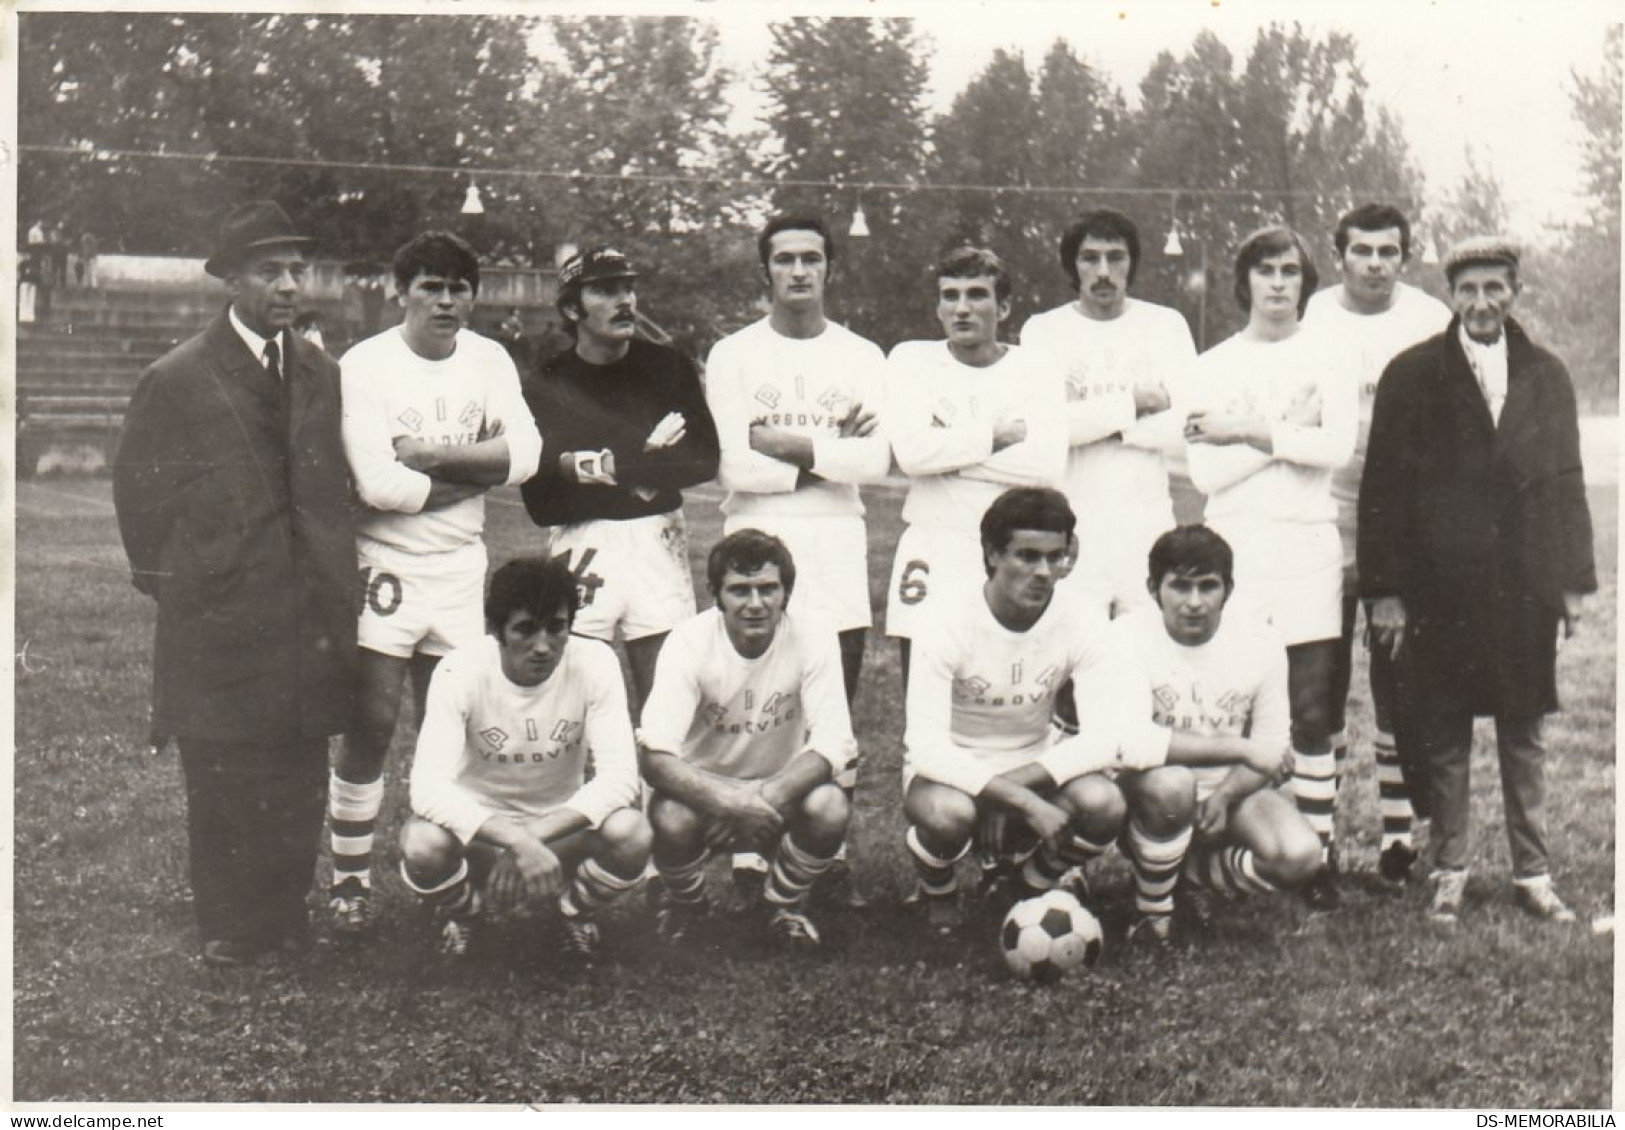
[552,547,606,607]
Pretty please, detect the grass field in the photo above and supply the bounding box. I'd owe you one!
[12,477,1616,1106]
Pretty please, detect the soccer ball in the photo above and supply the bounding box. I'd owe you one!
[999,889,1104,984]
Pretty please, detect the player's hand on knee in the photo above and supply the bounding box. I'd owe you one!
[721,782,784,850]
[508,838,565,906]
[1242,740,1293,785]
[1195,794,1229,840]
[1022,799,1071,855]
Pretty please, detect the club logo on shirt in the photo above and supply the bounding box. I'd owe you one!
[399,407,424,432]
[817,388,849,417]
[953,666,1057,709]
[754,385,782,410]
[954,676,992,699]
[1150,682,1252,734]
[477,719,583,763]
[703,687,801,735]
[480,726,509,751]
[458,400,483,429]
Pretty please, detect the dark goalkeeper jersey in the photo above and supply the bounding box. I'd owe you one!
[521,338,720,527]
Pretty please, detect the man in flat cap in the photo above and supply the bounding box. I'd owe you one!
[1359,236,1595,927]
[520,246,719,718]
[114,201,358,966]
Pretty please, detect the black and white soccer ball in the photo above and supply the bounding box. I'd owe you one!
[999,889,1104,983]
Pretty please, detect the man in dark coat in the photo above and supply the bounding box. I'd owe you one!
[1358,235,1595,928]
[114,201,358,966]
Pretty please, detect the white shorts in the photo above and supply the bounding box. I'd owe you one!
[356,537,487,660]
[546,512,697,643]
[1213,518,1342,646]
[1063,511,1169,619]
[885,524,986,641]
[723,512,871,632]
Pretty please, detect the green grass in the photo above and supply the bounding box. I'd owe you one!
[12,478,1616,1105]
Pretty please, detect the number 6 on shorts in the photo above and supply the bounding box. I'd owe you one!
[898,559,929,606]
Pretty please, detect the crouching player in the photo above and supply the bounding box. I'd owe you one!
[398,557,649,961]
[641,530,856,948]
[903,487,1173,935]
[1112,525,1321,934]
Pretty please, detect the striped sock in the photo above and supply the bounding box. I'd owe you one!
[906,825,968,897]
[559,856,640,920]
[1020,830,1113,891]
[1331,728,1349,776]
[765,833,837,909]
[400,857,480,919]
[1186,844,1278,898]
[330,773,384,894]
[1125,821,1193,920]
[655,849,710,906]
[1290,746,1337,862]
[1375,729,1415,851]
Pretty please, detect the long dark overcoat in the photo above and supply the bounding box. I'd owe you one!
[114,312,358,743]
[1358,316,1595,720]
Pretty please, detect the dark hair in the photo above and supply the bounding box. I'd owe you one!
[1059,209,1142,289]
[485,556,580,634]
[937,246,1012,304]
[1232,225,1318,319]
[1333,203,1412,260]
[757,214,835,271]
[980,488,1075,574]
[1147,525,1234,591]
[706,529,796,601]
[392,230,480,298]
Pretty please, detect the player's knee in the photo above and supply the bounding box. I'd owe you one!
[1061,773,1126,838]
[399,817,460,883]
[648,793,704,849]
[905,784,977,845]
[1131,766,1196,834]
[798,782,851,841]
[598,807,654,871]
[1260,824,1323,888]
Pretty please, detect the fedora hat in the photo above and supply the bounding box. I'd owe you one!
[204,200,317,278]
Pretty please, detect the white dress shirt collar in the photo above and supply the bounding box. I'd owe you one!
[228,305,285,371]
[1459,324,1508,425]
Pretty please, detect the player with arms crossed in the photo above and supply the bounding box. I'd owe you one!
[884,247,1067,689]
[640,530,857,948]
[334,231,543,932]
[1021,208,1196,619]
[902,488,1175,936]
[521,247,719,720]
[705,213,890,900]
[1183,225,1355,911]
[398,556,649,961]
[1301,203,1451,887]
[1112,525,1319,936]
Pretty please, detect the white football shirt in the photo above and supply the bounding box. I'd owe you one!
[640,607,857,781]
[408,634,639,845]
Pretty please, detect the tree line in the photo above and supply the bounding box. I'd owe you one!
[17,14,1619,405]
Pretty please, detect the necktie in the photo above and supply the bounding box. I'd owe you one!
[264,339,282,383]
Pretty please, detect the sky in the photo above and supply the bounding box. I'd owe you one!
[697,0,1620,237]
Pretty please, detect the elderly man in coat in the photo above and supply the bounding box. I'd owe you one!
[1358,236,1595,928]
[114,201,358,966]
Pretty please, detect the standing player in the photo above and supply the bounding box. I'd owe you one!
[1112,526,1321,934]
[884,247,1067,689]
[334,231,543,932]
[902,488,1175,936]
[398,557,648,960]
[640,531,857,948]
[521,247,720,717]
[705,213,891,899]
[1301,204,1451,887]
[1183,225,1357,910]
[1020,209,1196,619]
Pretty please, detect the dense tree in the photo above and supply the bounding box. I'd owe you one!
[18,13,540,263]
[757,16,934,346]
[520,16,763,352]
